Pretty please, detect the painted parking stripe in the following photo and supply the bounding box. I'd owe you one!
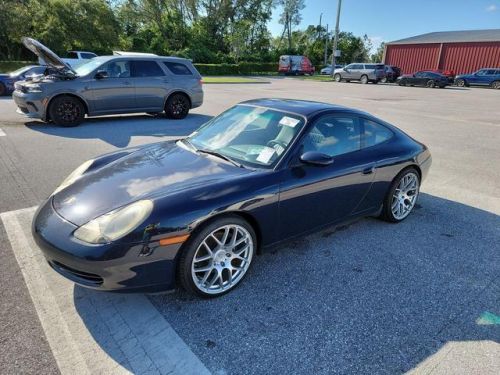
[0,207,210,375]
[0,128,6,136]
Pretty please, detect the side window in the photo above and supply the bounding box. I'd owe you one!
[66,52,78,59]
[101,61,131,78]
[81,53,96,59]
[354,64,364,70]
[164,62,193,75]
[476,70,487,76]
[345,64,353,69]
[486,69,496,75]
[363,119,393,148]
[131,60,165,77]
[365,64,375,69]
[302,116,361,157]
[415,72,424,78]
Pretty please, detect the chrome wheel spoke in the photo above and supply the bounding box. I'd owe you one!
[191,224,254,295]
[391,172,420,220]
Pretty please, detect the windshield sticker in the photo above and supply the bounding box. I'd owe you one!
[279,116,300,127]
[256,147,276,164]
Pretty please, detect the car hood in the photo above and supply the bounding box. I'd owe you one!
[22,37,76,75]
[53,141,252,226]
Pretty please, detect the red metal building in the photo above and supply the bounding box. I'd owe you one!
[383,29,500,74]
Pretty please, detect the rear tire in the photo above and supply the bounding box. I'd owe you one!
[455,78,465,87]
[426,80,435,88]
[380,77,388,83]
[491,81,500,90]
[48,95,85,127]
[165,93,190,119]
[360,75,368,84]
[334,73,342,82]
[380,167,420,223]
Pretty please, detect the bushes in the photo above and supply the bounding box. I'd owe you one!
[0,60,279,76]
[0,61,36,73]
[194,62,278,76]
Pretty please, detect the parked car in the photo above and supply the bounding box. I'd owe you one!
[427,69,455,82]
[397,71,449,88]
[0,65,46,96]
[320,64,343,75]
[38,50,97,68]
[32,98,431,297]
[333,63,386,84]
[455,68,500,89]
[14,37,203,126]
[381,65,401,83]
[278,55,315,75]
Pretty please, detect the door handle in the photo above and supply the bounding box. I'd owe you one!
[362,166,375,175]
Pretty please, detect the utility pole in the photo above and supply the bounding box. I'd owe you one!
[324,24,329,65]
[331,0,342,78]
[319,13,322,40]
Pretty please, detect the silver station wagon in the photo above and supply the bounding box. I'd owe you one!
[13,38,203,126]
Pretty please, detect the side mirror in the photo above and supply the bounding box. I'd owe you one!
[95,70,108,79]
[343,67,347,71]
[299,151,334,166]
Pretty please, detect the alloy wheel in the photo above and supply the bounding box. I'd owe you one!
[455,79,465,87]
[391,172,419,220]
[492,81,500,90]
[56,101,81,122]
[191,224,254,295]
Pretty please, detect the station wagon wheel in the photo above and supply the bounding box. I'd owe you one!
[455,78,465,87]
[380,168,420,222]
[426,80,435,88]
[360,75,368,84]
[380,77,387,83]
[178,217,256,297]
[48,95,85,127]
[491,81,500,90]
[334,73,342,82]
[165,93,190,119]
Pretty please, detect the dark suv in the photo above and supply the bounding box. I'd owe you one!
[455,68,500,89]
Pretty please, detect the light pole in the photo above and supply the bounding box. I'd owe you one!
[324,24,329,65]
[331,0,342,79]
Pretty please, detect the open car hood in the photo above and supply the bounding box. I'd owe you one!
[22,37,76,75]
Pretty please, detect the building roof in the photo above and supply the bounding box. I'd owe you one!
[387,29,500,45]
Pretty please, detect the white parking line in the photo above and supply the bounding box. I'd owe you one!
[0,207,210,375]
[0,128,6,136]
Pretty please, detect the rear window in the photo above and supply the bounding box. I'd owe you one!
[66,52,78,59]
[131,60,165,77]
[164,62,192,75]
[363,119,393,148]
[81,53,97,59]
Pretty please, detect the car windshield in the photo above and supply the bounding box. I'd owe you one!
[74,58,106,76]
[187,105,305,168]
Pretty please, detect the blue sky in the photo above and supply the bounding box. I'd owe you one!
[269,0,500,51]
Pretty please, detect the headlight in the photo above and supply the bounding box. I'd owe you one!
[26,84,42,93]
[52,159,94,195]
[73,200,153,244]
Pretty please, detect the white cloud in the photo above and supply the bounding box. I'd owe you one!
[486,4,497,12]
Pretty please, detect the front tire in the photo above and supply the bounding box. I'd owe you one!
[334,73,342,82]
[165,93,190,119]
[380,168,420,223]
[178,216,256,297]
[48,95,85,127]
[426,80,435,88]
[455,78,465,87]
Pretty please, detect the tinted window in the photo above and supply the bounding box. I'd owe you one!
[415,72,425,78]
[131,60,165,77]
[302,116,361,157]
[164,62,192,75]
[101,60,131,78]
[365,64,375,69]
[485,69,496,75]
[363,119,393,148]
[353,64,364,70]
[81,53,97,59]
[66,52,78,59]
[476,70,488,76]
[345,64,354,69]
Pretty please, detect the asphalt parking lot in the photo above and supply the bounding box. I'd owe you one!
[0,79,499,374]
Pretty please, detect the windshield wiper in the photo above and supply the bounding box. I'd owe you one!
[197,148,245,168]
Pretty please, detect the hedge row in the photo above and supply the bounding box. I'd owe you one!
[193,62,278,75]
[0,60,279,76]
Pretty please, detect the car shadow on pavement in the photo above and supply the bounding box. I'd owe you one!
[74,193,499,374]
[24,113,212,148]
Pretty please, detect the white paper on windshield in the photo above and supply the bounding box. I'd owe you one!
[256,147,276,164]
[279,116,300,127]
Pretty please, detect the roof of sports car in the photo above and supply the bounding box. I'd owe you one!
[241,98,362,117]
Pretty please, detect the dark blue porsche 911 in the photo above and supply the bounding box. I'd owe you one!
[33,99,432,297]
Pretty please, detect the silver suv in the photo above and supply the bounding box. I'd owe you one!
[333,63,386,84]
[13,38,203,126]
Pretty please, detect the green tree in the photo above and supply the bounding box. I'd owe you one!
[371,42,385,63]
[277,0,305,52]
